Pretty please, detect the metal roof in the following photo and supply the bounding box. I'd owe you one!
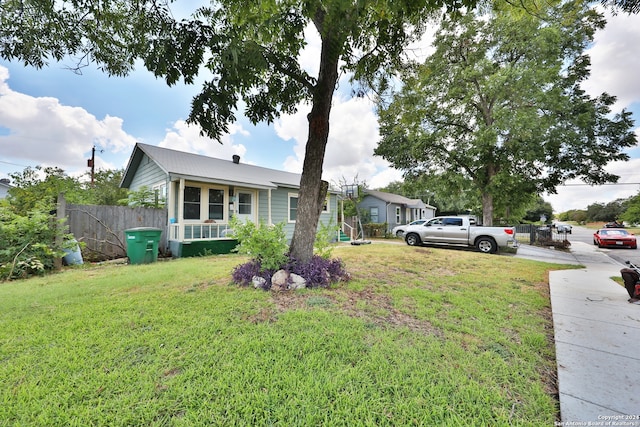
[121,143,303,189]
[364,189,435,209]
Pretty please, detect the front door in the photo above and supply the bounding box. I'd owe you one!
[235,191,255,223]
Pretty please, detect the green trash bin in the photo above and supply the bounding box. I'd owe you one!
[125,227,162,264]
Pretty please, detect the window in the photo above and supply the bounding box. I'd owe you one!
[153,183,166,198]
[322,195,330,213]
[238,193,252,215]
[208,189,224,220]
[289,194,298,222]
[370,207,379,223]
[184,186,201,220]
[395,207,401,224]
[443,217,463,226]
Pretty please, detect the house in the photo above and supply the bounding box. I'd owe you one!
[358,189,436,233]
[120,143,338,257]
[0,178,11,199]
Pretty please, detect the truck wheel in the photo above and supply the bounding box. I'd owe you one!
[476,237,497,254]
[396,230,404,238]
[405,233,421,246]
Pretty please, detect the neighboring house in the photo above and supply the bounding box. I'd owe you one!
[121,143,338,257]
[0,178,11,199]
[358,189,436,233]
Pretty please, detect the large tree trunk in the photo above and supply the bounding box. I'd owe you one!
[289,21,340,263]
[482,192,494,226]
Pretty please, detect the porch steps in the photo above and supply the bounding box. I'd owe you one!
[339,230,350,242]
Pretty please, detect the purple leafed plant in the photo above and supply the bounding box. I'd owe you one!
[285,255,349,289]
[232,260,274,290]
[231,254,349,290]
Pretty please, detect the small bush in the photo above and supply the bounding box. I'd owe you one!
[285,255,349,288]
[315,219,339,259]
[0,206,72,280]
[535,237,571,250]
[232,260,272,290]
[232,254,349,290]
[229,217,288,271]
[229,217,349,290]
[363,222,388,238]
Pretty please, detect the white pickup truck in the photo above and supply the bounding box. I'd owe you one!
[403,216,518,254]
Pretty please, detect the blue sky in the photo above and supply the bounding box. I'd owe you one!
[0,8,639,214]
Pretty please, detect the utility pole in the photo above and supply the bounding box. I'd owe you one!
[87,145,96,187]
[87,145,103,187]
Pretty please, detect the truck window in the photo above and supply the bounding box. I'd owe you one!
[443,218,463,226]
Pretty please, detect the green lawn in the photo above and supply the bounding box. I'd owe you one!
[0,244,573,426]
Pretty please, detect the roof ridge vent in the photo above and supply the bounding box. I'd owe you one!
[232,154,240,164]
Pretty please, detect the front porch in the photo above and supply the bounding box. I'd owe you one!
[168,221,237,258]
[169,222,233,241]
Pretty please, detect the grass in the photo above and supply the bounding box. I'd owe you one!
[580,221,640,233]
[0,244,574,426]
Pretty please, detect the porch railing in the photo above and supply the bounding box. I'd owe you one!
[170,222,233,242]
[341,221,355,241]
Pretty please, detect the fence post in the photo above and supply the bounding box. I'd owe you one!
[529,225,535,244]
[54,193,66,270]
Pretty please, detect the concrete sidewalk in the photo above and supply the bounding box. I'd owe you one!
[515,242,640,423]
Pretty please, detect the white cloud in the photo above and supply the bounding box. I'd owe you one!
[545,157,640,213]
[275,95,402,189]
[583,9,640,110]
[299,25,321,77]
[158,119,248,161]
[546,6,640,213]
[0,65,137,174]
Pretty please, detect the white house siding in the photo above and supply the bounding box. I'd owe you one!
[128,154,168,191]
[358,196,393,224]
[268,188,295,239]
[258,189,270,223]
[263,188,337,242]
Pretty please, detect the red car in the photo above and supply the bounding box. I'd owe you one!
[593,228,637,249]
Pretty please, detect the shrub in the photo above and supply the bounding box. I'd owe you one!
[232,254,349,290]
[232,260,272,290]
[229,217,349,290]
[118,185,165,208]
[0,206,72,280]
[315,219,339,259]
[285,255,349,288]
[228,217,288,271]
[363,222,388,238]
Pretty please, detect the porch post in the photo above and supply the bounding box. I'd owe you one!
[177,178,185,241]
[268,189,272,225]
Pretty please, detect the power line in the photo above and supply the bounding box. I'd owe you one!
[0,159,31,168]
[560,183,640,187]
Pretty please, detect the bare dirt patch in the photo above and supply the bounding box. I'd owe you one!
[268,287,441,336]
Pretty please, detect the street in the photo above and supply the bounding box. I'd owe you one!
[564,224,640,266]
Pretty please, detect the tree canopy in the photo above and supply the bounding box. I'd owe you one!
[0,0,476,261]
[621,192,640,225]
[7,166,85,213]
[601,0,640,14]
[7,166,131,213]
[375,0,637,225]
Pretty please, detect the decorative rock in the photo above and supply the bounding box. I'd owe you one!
[289,273,307,290]
[271,270,289,287]
[252,275,266,289]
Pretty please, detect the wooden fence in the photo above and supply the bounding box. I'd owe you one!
[58,195,168,261]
